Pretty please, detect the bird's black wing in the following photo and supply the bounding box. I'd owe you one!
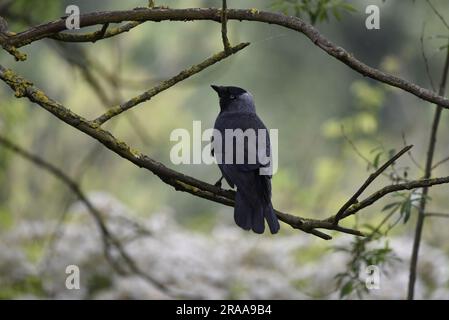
[214,112,272,175]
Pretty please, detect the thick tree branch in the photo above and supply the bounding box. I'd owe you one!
[93,42,249,125]
[3,65,449,240]
[0,64,360,240]
[0,16,26,61]
[3,8,449,108]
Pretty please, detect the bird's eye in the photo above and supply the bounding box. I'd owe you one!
[229,95,235,100]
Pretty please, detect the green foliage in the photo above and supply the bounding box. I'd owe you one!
[0,275,45,299]
[382,191,429,227]
[0,207,14,231]
[332,145,416,299]
[334,239,399,299]
[87,273,113,296]
[269,0,356,24]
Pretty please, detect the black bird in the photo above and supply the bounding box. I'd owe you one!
[211,85,280,234]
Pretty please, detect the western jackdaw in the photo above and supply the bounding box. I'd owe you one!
[211,85,280,234]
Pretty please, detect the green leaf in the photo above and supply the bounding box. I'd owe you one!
[340,281,353,298]
[388,148,396,159]
[400,195,412,224]
[381,202,400,212]
[373,152,382,169]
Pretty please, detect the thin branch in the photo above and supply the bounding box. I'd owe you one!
[431,155,449,169]
[408,40,449,300]
[93,23,109,42]
[370,208,398,239]
[93,42,249,125]
[341,126,372,165]
[426,0,449,32]
[50,21,142,43]
[54,43,153,147]
[420,22,436,92]
[402,132,423,171]
[425,212,449,218]
[4,8,449,108]
[221,0,231,52]
[0,28,26,61]
[331,175,449,221]
[342,128,408,186]
[334,145,413,222]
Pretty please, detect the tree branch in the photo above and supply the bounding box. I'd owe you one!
[3,65,449,241]
[431,154,449,169]
[0,64,360,240]
[332,175,449,221]
[425,212,449,218]
[420,22,436,92]
[334,145,413,222]
[426,0,449,31]
[93,42,249,125]
[50,21,142,43]
[0,16,26,61]
[221,0,231,52]
[4,8,449,108]
[407,39,449,300]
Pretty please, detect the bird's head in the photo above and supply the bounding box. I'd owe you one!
[211,85,255,113]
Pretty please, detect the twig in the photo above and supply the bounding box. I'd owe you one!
[50,21,142,43]
[331,175,449,221]
[402,132,423,171]
[425,212,449,218]
[221,0,231,52]
[431,155,449,169]
[341,126,372,165]
[93,23,109,42]
[341,127,408,183]
[426,0,449,32]
[54,42,153,147]
[420,22,436,92]
[93,42,249,125]
[334,145,413,223]
[0,27,26,61]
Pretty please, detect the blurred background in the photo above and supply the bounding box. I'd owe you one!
[1,0,449,299]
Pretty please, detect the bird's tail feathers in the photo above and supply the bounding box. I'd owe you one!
[234,191,253,231]
[234,191,280,234]
[264,202,280,234]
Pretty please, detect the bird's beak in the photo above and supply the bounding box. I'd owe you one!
[210,85,222,96]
